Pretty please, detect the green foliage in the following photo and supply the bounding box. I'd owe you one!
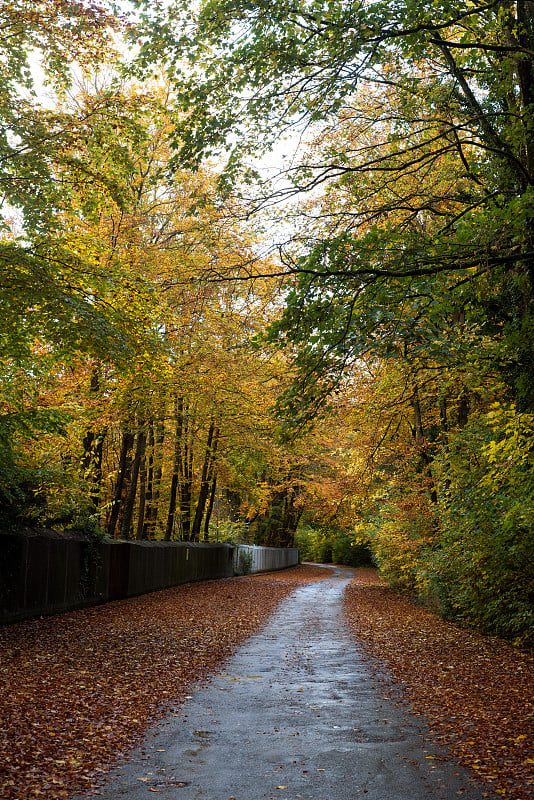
[430,405,534,644]
[363,405,534,644]
[332,533,374,569]
[148,0,534,646]
[207,520,249,544]
[0,1,120,229]
[0,407,68,527]
[295,523,373,567]
[1,0,533,652]
[139,0,534,428]
[367,492,437,593]
[235,548,254,576]
[294,524,332,562]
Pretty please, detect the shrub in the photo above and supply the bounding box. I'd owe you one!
[368,492,437,592]
[430,404,534,644]
[332,533,374,567]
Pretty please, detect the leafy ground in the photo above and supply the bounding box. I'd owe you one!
[3,564,532,800]
[344,569,534,800]
[0,565,330,800]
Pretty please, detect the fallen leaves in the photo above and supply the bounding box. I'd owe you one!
[0,565,329,800]
[344,568,534,800]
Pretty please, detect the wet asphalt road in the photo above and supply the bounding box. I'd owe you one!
[80,566,496,800]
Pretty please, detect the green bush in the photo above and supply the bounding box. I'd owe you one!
[360,404,534,644]
[294,523,318,561]
[295,523,374,567]
[367,491,437,592]
[206,520,249,544]
[332,533,374,567]
[294,524,334,563]
[429,404,534,644]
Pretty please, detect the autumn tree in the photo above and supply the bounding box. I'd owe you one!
[3,70,315,546]
[133,0,534,406]
[0,0,138,520]
[130,0,534,638]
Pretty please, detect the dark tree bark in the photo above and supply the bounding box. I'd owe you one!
[81,429,106,510]
[143,418,165,538]
[191,422,219,541]
[411,384,425,447]
[81,367,106,510]
[141,418,165,539]
[107,427,134,538]
[141,420,155,539]
[165,397,184,541]
[136,441,148,540]
[203,475,217,541]
[253,480,303,548]
[180,407,194,540]
[410,383,438,503]
[225,488,242,521]
[121,427,146,539]
[457,388,470,428]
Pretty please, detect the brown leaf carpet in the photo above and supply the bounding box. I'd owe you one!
[344,568,534,800]
[0,565,330,800]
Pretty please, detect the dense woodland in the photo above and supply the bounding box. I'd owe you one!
[1,0,534,644]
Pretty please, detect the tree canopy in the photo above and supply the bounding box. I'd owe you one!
[1,0,533,643]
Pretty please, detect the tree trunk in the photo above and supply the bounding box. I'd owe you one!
[252,479,302,548]
[107,428,134,538]
[411,383,437,503]
[191,423,219,541]
[457,387,470,428]
[141,417,165,539]
[203,475,217,541]
[145,418,165,538]
[225,488,242,521]
[136,443,148,540]
[165,397,184,541]
[141,420,155,539]
[439,396,451,490]
[410,384,425,446]
[514,1,534,180]
[81,367,106,510]
[180,407,194,540]
[82,429,106,510]
[121,427,146,539]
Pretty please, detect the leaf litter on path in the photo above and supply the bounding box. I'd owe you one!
[0,564,330,800]
[343,568,534,800]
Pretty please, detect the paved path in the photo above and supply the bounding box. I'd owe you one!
[83,567,495,800]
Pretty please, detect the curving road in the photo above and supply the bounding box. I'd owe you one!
[81,566,496,800]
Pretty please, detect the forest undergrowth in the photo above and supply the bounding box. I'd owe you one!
[344,569,534,800]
